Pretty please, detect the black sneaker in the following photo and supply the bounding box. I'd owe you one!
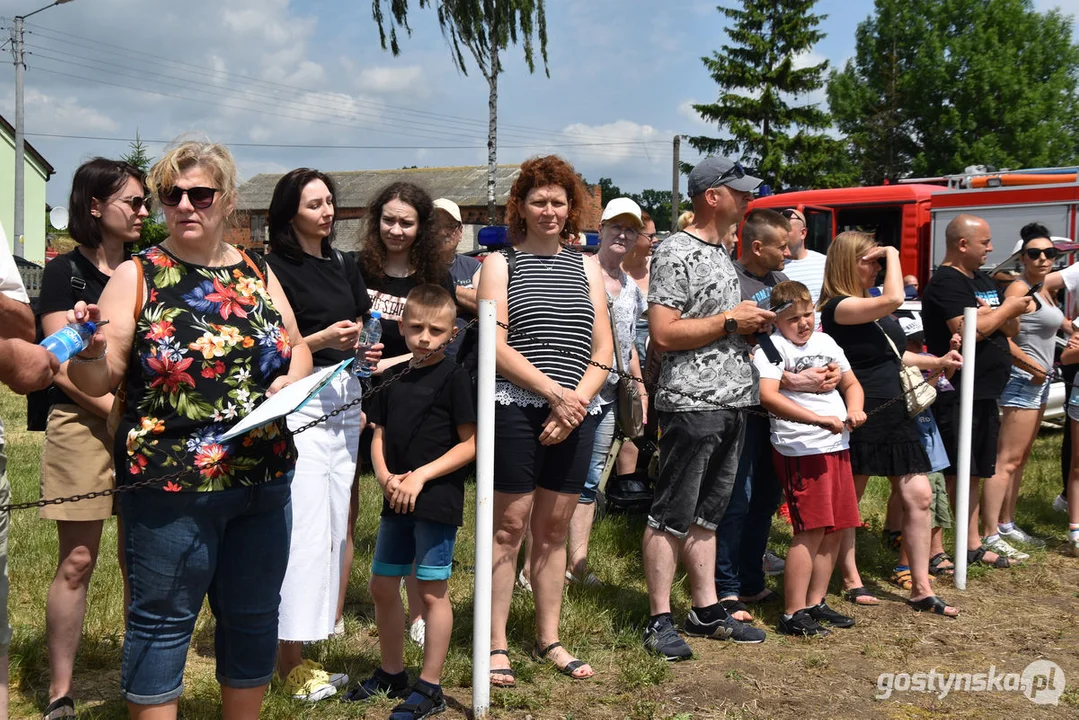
[342,668,410,702]
[777,609,830,637]
[684,608,766,644]
[643,614,693,661]
[808,602,855,628]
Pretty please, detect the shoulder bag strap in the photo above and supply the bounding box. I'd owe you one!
[238,248,266,282]
[607,295,627,374]
[875,319,905,363]
[132,256,144,322]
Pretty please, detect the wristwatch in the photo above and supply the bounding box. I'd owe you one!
[723,313,739,334]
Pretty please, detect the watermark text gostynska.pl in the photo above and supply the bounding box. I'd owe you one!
[875,660,1064,705]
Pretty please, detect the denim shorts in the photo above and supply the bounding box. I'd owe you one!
[999,367,1051,409]
[648,409,745,537]
[371,513,458,581]
[117,474,292,705]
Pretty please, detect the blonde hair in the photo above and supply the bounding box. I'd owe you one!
[771,280,812,309]
[676,210,695,231]
[147,139,238,212]
[818,231,878,309]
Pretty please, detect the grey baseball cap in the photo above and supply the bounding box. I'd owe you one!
[687,156,762,197]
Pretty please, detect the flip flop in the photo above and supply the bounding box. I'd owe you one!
[908,595,959,617]
[489,649,516,688]
[845,586,880,606]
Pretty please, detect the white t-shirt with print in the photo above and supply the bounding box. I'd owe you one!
[753,330,852,457]
[0,225,30,303]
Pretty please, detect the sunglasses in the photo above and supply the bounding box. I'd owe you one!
[710,162,746,189]
[158,186,219,210]
[1024,247,1059,260]
[781,208,805,223]
[113,196,152,213]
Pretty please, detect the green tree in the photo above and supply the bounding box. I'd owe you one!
[688,0,853,190]
[372,0,548,224]
[828,0,1079,182]
[121,132,169,250]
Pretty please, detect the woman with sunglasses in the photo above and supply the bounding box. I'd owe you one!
[264,169,381,701]
[37,158,147,720]
[67,140,311,719]
[987,224,1075,555]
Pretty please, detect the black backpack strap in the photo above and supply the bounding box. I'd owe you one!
[755,332,784,365]
[332,247,346,268]
[502,246,517,290]
[69,256,86,296]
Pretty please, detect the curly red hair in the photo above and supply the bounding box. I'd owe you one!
[505,155,586,244]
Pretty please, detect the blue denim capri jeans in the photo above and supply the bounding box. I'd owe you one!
[117,473,292,705]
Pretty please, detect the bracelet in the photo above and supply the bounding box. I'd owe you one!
[71,347,108,364]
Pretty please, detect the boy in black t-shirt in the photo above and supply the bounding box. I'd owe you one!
[344,285,476,717]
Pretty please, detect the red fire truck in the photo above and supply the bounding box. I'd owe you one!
[747,168,1079,285]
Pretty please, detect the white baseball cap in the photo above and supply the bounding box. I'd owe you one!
[433,198,462,223]
[601,197,643,227]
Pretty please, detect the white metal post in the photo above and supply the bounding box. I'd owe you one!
[13,15,26,258]
[953,306,978,590]
[471,300,496,717]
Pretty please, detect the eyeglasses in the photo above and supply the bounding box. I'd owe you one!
[605,223,639,240]
[710,162,746,188]
[113,196,152,213]
[1024,247,1059,260]
[781,208,805,223]
[158,186,219,209]
[639,232,657,242]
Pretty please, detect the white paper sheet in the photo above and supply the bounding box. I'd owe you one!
[219,359,353,441]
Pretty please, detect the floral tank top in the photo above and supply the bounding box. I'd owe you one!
[117,245,296,492]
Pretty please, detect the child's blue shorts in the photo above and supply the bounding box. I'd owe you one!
[371,514,458,581]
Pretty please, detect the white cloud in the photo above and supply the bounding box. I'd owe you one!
[677,99,712,129]
[0,87,118,136]
[355,65,427,96]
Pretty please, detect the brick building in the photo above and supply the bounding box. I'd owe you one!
[228,165,603,252]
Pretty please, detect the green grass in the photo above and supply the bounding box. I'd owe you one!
[2,386,1078,719]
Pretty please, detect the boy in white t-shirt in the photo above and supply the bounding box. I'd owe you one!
[753,281,866,637]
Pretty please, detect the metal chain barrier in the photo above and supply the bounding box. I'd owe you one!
[0,319,478,514]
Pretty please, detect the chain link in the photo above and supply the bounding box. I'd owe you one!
[0,319,478,514]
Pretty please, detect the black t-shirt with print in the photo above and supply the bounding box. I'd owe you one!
[265,250,371,367]
[362,272,457,360]
[370,358,476,526]
[921,266,1010,399]
[37,249,110,407]
[821,296,905,399]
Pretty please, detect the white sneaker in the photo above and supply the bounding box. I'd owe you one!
[516,569,533,594]
[984,536,1030,561]
[762,549,785,576]
[1053,494,1069,513]
[998,525,1046,548]
[409,618,426,645]
[1071,538,1079,558]
[284,660,347,702]
[331,617,345,637]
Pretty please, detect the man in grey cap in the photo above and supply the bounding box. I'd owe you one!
[642,156,775,660]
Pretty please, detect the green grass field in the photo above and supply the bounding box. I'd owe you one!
[2,386,1078,719]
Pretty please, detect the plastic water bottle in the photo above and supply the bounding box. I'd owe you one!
[41,320,106,364]
[354,311,382,378]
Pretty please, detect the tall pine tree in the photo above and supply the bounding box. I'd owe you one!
[688,0,852,190]
[121,132,169,249]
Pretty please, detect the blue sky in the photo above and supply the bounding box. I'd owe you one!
[0,0,1075,207]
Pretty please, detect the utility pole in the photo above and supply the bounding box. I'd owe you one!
[671,134,680,231]
[8,1,76,259]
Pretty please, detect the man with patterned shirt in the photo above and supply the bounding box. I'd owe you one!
[642,157,774,660]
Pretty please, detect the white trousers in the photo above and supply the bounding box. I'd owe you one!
[278,369,362,641]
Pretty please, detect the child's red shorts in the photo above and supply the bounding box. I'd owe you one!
[772,449,861,534]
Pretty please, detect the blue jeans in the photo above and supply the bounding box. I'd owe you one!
[583,402,616,503]
[117,475,292,705]
[715,415,781,598]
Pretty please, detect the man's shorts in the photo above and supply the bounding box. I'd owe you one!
[932,394,1000,478]
[928,472,953,530]
[371,513,458,581]
[772,449,860,535]
[647,409,745,538]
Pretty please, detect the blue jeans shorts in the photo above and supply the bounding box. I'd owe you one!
[117,474,292,705]
[371,513,458,581]
[999,367,1051,410]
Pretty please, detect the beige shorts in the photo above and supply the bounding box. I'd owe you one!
[40,403,115,521]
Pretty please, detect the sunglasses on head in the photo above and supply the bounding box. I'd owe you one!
[1024,247,1059,260]
[710,162,746,188]
[112,196,152,212]
[158,186,218,210]
[781,208,805,223]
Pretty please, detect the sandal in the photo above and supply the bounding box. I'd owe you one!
[907,595,959,617]
[389,681,447,720]
[489,649,516,688]
[739,588,780,604]
[43,697,76,720]
[720,597,753,622]
[889,568,913,591]
[928,552,955,576]
[532,641,593,680]
[845,586,880,606]
[967,546,1012,569]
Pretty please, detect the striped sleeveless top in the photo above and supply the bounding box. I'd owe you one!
[495,248,596,408]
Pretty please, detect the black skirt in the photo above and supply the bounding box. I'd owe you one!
[849,397,932,477]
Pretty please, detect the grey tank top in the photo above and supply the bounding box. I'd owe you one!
[1015,281,1065,373]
